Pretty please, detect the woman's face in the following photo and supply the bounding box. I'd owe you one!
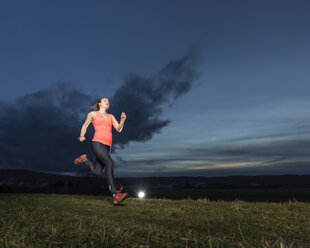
[100,98,110,110]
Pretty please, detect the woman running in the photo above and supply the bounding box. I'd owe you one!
[73,97,128,205]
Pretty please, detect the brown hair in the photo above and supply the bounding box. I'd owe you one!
[91,97,108,111]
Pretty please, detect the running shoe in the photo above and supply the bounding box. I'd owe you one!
[74,154,87,164]
[113,192,128,205]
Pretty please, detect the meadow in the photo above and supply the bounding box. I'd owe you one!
[0,193,309,248]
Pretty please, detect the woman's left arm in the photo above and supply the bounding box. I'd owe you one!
[111,112,126,132]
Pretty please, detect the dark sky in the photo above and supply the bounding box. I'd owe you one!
[0,0,310,177]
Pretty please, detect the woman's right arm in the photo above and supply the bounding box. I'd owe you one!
[79,112,93,141]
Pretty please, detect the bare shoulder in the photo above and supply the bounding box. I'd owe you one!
[110,114,116,119]
[88,111,96,120]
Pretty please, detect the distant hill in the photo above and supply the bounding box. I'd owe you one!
[1,169,310,201]
[1,169,310,189]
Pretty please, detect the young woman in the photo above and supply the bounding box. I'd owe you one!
[74,97,128,205]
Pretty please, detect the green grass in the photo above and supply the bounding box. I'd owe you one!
[0,193,309,248]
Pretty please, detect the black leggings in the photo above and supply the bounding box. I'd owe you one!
[82,141,118,194]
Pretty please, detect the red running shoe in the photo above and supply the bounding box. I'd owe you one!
[113,192,128,205]
[74,154,87,164]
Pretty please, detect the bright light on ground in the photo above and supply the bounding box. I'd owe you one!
[138,191,145,198]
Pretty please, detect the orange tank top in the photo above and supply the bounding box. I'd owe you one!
[92,111,112,146]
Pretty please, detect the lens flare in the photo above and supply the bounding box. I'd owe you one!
[138,191,145,198]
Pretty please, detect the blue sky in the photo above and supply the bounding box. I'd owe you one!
[0,0,309,177]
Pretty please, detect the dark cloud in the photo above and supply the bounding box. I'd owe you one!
[109,48,201,150]
[0,81,94,174]
[0,49,201,175]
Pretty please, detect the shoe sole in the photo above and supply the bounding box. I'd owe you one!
[74,155,87,164]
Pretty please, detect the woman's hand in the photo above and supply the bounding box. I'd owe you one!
[120,112,127,122]
[79,136,86,142]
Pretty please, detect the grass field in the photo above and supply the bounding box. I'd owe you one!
[0,193,309,248]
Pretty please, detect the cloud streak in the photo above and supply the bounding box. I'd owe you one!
[114,135,310,176]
